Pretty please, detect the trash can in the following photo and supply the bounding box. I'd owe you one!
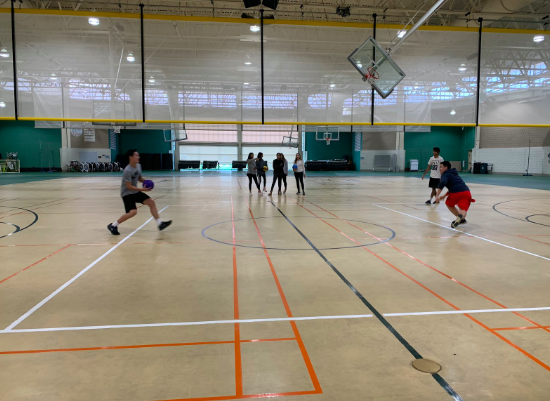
[473,162,482,174]
[480,163,488,174]
[410,159,419,172]
[487,163,493,174]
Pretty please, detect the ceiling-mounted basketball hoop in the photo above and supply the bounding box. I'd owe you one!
[316,126,339,145]
[281,125,299,148]
[163,129,188,143]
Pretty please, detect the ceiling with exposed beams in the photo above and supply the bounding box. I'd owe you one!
[3,0,550,29]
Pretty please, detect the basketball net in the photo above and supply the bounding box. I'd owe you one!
[325,137,331,146]
[113,126,121,133]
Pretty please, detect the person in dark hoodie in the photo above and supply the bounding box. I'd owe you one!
[255,152,268,192]
[435,161,475,228]
[269,153,284,196]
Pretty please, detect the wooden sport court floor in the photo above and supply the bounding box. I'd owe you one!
[1,171,550,401]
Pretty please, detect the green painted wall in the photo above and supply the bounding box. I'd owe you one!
[0,121,61,168]
[353,132,362,171]
[117,129,170,156]
[305,131,353,160]
[404,126,475,171]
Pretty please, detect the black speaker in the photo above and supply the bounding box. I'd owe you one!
[243,0,261,8]
[262,0,278,10]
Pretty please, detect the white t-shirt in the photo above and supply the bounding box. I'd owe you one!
[428,156,444,179]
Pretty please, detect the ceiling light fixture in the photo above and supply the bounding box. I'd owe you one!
[50,73,57,80]
[0,102,5,108]
[330,83,336,88]
[0,47,9,58]
[245,61,252,65]
[459,63,467,71]
[88,17,100,26]
[250,25,260,32]
[149,76,155,83]
[450,109,456,115]
[244,82,249,85]
[127,52,135,62]
[533,35,545,43]
[397,30,407,38]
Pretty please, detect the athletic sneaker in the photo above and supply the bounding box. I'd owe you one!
[107,223,120,235]
[302,191,306,195]
[451,214,463,228]
[158,220,172,231]
[461,219,467,224]
[297,191,301,195]
[425,200,432,205]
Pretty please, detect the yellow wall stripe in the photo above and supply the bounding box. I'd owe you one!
[0,8,548,34]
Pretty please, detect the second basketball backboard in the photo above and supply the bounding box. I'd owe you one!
[348,36,406,99]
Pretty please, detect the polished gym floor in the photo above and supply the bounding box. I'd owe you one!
[1,171,550,401]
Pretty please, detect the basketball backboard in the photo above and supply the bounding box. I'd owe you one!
[315,126,340,145]
[282,135,298,148]
[348,36,406,99]
[164,129,188,142]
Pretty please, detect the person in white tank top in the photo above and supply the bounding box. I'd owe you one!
[421,147,444,205]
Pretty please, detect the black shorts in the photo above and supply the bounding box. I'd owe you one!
[428,178,441,189]
[122,192,150,213]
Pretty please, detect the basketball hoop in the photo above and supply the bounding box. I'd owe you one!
[325,137,331,146]
[363,67,380,85]
[113,126,121,133]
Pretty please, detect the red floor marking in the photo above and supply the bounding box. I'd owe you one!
[518,235,550,247]
[0,338,298,355]
[299,199,550,373]
[159,390,321,401]
[231,197,243,397]
[0,245,71,284]
[492,326,549,331]
[244,197,322,395]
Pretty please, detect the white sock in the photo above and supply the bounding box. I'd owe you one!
[156,218,163,226]
[112,221,119,227]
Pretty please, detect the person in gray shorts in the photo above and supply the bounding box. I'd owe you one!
[107,149,172,235]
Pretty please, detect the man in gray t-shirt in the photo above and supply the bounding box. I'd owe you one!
[107,149,172,235]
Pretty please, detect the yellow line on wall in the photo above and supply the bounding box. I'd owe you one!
[0,8,548,34]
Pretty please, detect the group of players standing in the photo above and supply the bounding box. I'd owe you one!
[246,152,306,196]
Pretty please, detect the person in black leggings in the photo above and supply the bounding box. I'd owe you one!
[269,153,284,196]
[255,152,268,192]
[246,152,261,195]
[281,153,288,194]
[293,152,305,195]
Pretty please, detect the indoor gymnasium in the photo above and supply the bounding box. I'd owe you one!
[1,0,550,400]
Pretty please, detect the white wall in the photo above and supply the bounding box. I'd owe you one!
[360,150,406,171]
[475,147,550,175]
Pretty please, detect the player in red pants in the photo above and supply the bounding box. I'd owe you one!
[435,161,475,228]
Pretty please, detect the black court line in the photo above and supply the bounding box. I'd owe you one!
[201,215,396,251]
[0,206,39,239]
[493,199,550,228]
[269,201,463,401]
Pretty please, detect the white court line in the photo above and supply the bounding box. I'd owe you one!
[3,206,170,332]
[2,306,550,334]
[195,178,203,186]
[375,204,550,262]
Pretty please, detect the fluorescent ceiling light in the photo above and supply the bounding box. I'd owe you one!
[127,53,135,62]
[50,73,57,80]
[329,84,336,88]
[250,25,260,32]
[533,35,544,43]
[0,102,5,108]
[244,82,249,85]
[244,61,252,65]
[459,63,467,71]
[0,47,9,58]
[88,17,100,26]
[149,76,155,83]
[397,30,407,38]
[450,109,456,115]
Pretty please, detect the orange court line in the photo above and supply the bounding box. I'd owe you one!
[0,338,297,355]
[299,200,550,373]
[159,389,322,401]
[243,197,322,394]
[492,326,550,331]
[305,199,550,334]
[518,235,550,247]
[231,196,243,397]
[0,245,71,284]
